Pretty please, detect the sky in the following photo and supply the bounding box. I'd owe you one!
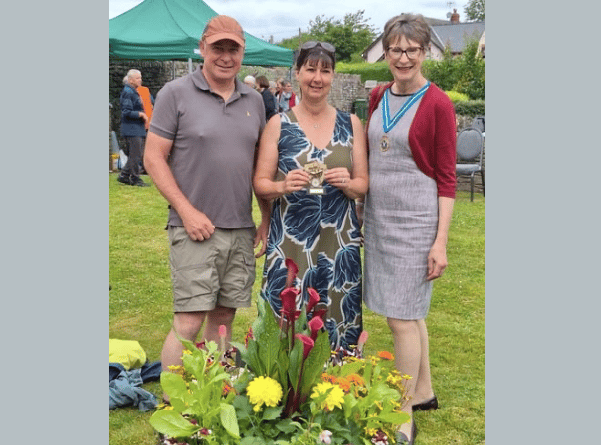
[109,0,470,42]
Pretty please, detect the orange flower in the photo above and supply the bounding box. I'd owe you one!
[347,373,365,386]
[336,377,351,393]
[378,351,394,360]
[321,373,337,384]
[222,383,235,396]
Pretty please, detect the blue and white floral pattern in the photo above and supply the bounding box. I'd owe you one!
[261,110,362,352]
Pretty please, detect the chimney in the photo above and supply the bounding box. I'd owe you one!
[450,8,460,23]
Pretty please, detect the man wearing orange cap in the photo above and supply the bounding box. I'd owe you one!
[144,15,269,387]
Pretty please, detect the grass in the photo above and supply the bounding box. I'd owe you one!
[109,172,484,445]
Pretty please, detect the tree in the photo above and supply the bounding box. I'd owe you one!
[309,10,376,62]
[464,0,485,21]
[277,10,376,63]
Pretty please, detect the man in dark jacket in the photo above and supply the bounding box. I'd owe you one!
[117,69,150,187]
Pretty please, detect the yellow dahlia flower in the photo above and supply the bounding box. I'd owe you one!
[246,376,283,412]
[311,381,345,411]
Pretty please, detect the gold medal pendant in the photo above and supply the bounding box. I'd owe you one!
[380,135,390,152]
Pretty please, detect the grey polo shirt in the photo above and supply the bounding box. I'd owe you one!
[149,67,266,229]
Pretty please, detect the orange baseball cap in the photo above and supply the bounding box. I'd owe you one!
[202,15,245,46]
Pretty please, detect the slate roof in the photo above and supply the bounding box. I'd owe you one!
[430,22,485,53]
[362,18,484,60]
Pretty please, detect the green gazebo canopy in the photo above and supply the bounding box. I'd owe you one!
[109,0,293,67]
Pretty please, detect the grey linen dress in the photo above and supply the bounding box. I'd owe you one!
[363,93,438,320]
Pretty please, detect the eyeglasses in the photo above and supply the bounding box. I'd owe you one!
[387,46,423,59]
[300,41,336,56]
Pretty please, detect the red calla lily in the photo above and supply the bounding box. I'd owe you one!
[308,315,324,341]
[306,288,320,314]
[280,287,301,321]
[295,334,315,360]
[285,258,299,288]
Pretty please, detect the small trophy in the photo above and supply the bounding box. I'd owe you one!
[304,160,327,195]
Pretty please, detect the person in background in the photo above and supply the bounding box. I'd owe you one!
[255,75,277,121]
[286,81,297,108]
[277,79,293,112]
[136,84,154,175]
[243,75,256,89]
[117,69,150,187]
[275,77,284,97]
[253,41,368,353]
[269,80,278,96]
[143,15,270,399]
[362,14,457,445]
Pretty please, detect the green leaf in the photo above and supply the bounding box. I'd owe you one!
[246,339,264,375]
[241,436,267,445]
[276,349,290,392]
[208,371,231,385]
[220,402,241,439]
[338,360,364,377]
[343,393,357,418]
[160,372,190,412]
[287,339,303,393]
[299,331,331,397]
[274,418,300,434]
[254,299,282,377]
[148,410,200,438]
[233,394,253,412]
[262,405,284,420]
[377,411,411,425]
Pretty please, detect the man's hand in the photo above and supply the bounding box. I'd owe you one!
[181,208,215,242]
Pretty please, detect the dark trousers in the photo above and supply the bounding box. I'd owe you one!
[121,136,144,179]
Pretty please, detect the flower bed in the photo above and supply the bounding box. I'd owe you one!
[150,259,410,445]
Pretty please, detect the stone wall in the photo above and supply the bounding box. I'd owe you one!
[238,66,369,112]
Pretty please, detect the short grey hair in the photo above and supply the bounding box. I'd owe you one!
[123,69,141,85]
[382,14,431,51]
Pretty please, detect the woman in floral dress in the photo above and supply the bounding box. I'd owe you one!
[253,41,368,352]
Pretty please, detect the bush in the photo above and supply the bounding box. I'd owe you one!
[453,40,485,100]
[422,39,485,100]
[445,90,470,103]
[336,61,393,83]
[454,100,485,118]
[422,55,458,92]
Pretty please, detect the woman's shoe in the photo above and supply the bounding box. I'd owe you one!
[396,419,417,445]
[412,395,438,411]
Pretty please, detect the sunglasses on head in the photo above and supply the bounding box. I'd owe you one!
[300,41,336,55]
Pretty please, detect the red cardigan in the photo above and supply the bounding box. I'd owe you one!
[366,81,457,198]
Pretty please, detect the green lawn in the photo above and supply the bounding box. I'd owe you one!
[109,173,484,445]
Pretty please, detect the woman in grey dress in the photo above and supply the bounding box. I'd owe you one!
[362,14,457,445]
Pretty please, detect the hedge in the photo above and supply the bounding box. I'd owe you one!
[453,100,485,118]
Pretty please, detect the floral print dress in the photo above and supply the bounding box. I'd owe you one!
[260,110,363,352]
